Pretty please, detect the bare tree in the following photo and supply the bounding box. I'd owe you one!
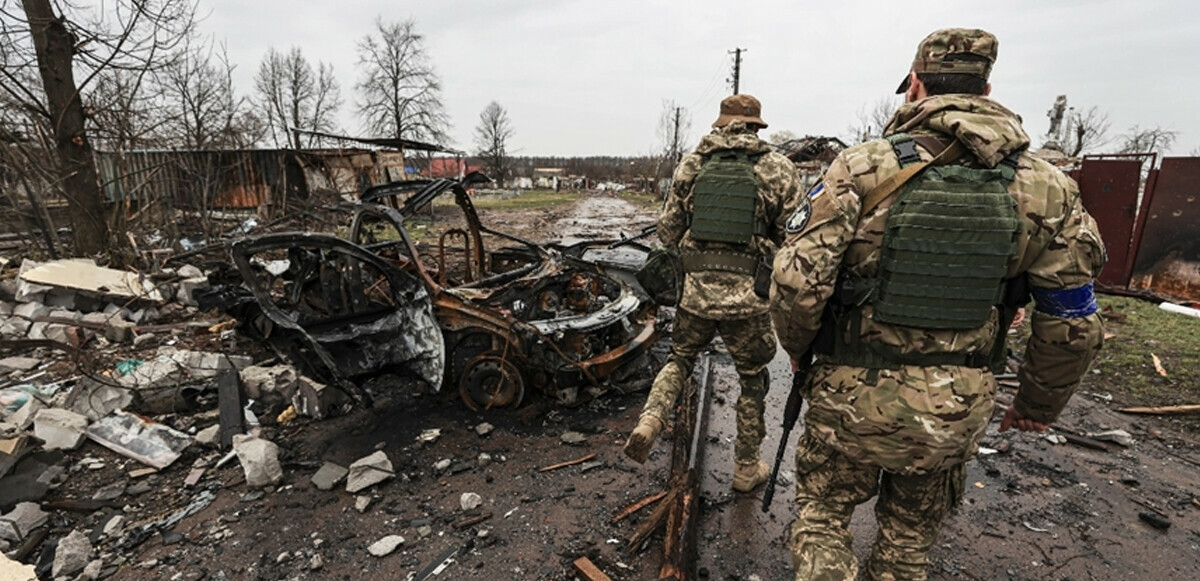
[473,101,514,184]
[1063,106,1111,157]
[3,0,196,257]
[844,96,901,144]
[254,46,342,149]
[355,18,448,144]
[1118,125,1178,155]
[86,67,170,150]
[159,39,256,149]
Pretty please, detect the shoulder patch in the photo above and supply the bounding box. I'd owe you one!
[786,197,812,233]
[807,183,824,199]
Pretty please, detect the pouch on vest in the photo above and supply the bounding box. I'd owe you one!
[872,134,1022,330]
[636,246,683,306]
[689,149,764,246]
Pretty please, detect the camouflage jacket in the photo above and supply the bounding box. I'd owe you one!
[770,95,1106,473]
[660,121,803,320]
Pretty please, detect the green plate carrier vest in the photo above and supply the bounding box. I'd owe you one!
[873,133,1022,330]
[815,134,1024,370]
[688,149,765,246]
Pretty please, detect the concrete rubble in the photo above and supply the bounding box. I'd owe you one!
[346,451,394,493]
[0,502,48,542]
[51,528,91,579]
[33,408,88,451]
[232,435,283,488]
[366,535,404,557]
[310,461,348,491]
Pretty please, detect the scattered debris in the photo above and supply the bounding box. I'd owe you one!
[355,495,373,513]
[411,543,465,581]
[232,435,283,488]
[366,535,405,557]
[0,502,48,543]
[1150,353,1168,377]
[611,491,668,525]
[85,410,192,469]
[33,408,88,451]
[538,453,597,473]
[1118,404,1200,416]
[346,451,394,493]
[311,462,349,491]
[1138,512,1171,530]
[51,529,91,579]
[1158,301,1200,319]
[573,556,615,581]
[560,431,588,445]
[452,512,492,530]
[18,259,165,303]
[1022,522,1050,533]
[0,551,36,580]
[417,428,442,444]
[460,492,483,511]
[475,422,494,436]
[184,467,206,488]
[1086,429,1134,447]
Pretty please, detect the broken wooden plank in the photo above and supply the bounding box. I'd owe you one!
[611,490,668,525]
[659,355,712,581]
[628,488,678,550]
[1118,404,1200,416]
[572,556,614,581]
[537,453,597,473]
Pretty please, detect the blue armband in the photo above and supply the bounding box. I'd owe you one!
[1031,282,1099,318]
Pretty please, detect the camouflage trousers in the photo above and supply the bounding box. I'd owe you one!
[791,432,965,581]
[641,309,776,463]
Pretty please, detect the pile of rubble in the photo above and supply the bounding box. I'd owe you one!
[0,256,348,579]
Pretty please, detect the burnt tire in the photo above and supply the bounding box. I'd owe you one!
[459,353,525,411]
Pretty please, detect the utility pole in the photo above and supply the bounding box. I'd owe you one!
[728,48,746,95]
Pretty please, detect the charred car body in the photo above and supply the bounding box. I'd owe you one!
[210,174,658,411]
[348,175,658,410]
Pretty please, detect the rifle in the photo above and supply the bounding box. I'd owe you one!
[761,348,814,512]
[607,224,657,249]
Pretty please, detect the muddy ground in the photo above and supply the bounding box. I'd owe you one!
[18,191,1200,580]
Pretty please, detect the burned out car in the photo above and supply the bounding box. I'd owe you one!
[347,175,658,410]
[225,233,445,408]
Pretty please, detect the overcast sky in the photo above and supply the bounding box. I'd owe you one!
[200,0,1199,157]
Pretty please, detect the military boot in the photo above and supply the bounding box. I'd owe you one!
[623,415,663,464]
[732,460,770,492]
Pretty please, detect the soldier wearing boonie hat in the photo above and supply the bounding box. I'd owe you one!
[771,27,1106,580]
[624,95,802,495]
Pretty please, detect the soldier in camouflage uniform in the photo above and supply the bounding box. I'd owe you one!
[770,29,1106,580]
[624,94,803,493]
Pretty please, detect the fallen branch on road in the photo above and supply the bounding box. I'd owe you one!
[538,453,597,472]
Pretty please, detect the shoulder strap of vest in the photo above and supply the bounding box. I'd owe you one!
[860,138,967,217]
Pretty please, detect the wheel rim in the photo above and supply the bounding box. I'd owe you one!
[459,354,525,411]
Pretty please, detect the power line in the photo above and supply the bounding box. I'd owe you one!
[688,58,727,113]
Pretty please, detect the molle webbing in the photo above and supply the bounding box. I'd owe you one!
[872,135,1021,330]
[680,249,758,275]
[689,149,765,245]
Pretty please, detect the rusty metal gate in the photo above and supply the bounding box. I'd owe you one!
[1077,157,1145,287]
[1128,157,1200,303]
